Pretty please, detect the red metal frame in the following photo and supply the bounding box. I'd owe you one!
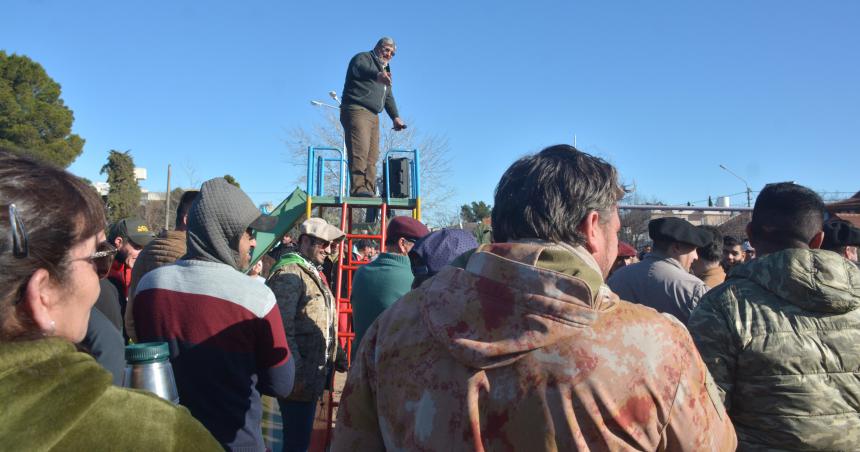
[322,202,391,448]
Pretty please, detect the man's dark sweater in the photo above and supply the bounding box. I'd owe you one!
[341,51,400,119]
[350,253,413,349]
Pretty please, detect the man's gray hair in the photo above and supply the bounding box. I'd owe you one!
[376,37,396,48]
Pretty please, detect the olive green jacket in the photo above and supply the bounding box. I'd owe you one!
[267,253,338,402]
[0,338,220,451]
[689,248,860,451]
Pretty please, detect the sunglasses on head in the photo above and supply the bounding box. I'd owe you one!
[85,241,118,279]
[7,204,28,258]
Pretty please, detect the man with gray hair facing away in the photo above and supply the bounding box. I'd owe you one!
[332,144,736,451]
[340,37,406,197]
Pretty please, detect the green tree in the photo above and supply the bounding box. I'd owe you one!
[0,51,84,168]
[223,174,241,188]
[460,201,492,223]
[101,150,141,222]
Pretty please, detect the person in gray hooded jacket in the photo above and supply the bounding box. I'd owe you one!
[134,177,294,452]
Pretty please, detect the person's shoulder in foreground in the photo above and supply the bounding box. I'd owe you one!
[689,182,860,451]
[0,338,221,451]
[331,144,735,451]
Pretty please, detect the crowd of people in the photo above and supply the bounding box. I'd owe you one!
[2,140,860,451]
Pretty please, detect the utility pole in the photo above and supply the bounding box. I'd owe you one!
[165,164,171,231]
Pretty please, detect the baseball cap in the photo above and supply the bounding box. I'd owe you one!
[109,218,156,248]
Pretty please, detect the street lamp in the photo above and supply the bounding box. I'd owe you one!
[719,164,752,207]
[310,100,339,110]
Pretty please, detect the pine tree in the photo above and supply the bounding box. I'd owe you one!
[0,51,84,167]
[100,150,142,222]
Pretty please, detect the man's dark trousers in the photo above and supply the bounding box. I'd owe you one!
[340,106,379,196]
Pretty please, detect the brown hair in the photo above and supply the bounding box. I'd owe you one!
[0,149,107,340]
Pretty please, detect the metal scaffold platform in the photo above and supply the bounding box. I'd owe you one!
[249,146,422,451]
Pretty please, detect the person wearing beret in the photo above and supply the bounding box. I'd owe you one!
[607,217,711,323]
[821,219,860,267]
[608,241,638,277]
[350,216,430,351]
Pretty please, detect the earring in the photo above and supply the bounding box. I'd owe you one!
[43,320,56,337]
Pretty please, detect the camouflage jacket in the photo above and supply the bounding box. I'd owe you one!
[267,253,337,402]
[689,248,860,451]
[332,241,736,451]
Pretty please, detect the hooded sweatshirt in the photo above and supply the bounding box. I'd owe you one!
[689,248,860,451]
[332,241,736,451]
[0,338,220,451]
[134,178,294,451]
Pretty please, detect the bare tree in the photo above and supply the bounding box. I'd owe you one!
[285,111,454,219]
[618,191,664,249]
[182,160,201,189]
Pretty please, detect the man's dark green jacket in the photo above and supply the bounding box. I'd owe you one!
[350,253,413,349]
[341,51,400,119]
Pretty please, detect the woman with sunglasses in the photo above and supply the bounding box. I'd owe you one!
[0,150,220,451]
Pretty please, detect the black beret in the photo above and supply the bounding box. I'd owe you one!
[648,217,712,248]
[822,220,860,249]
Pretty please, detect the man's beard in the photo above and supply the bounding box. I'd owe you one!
[115,249,128,266]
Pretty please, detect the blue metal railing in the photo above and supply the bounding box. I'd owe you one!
[306,146,347,198]
[306,146,420,207]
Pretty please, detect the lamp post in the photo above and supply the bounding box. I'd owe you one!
[719,164,752,207]
[309,100,339,110]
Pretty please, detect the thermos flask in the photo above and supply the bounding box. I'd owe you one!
[122,342,179,404]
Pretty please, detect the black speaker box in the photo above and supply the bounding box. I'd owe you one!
[383,157,411,198]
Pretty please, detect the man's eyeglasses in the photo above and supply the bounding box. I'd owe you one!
[7,204,28,258]
[80,241,118,279]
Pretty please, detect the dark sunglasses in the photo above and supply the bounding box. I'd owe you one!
[312,237,334,249]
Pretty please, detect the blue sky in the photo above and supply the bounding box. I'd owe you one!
[3,0,858,221]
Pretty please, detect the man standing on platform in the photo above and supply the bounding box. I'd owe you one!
[340,37,406,197]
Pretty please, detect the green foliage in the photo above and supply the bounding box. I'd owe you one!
[100,150,141,222]
[472,222,493,244]
[223,174,240,188]
[460,201,492,223]
[0,51,84,168]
